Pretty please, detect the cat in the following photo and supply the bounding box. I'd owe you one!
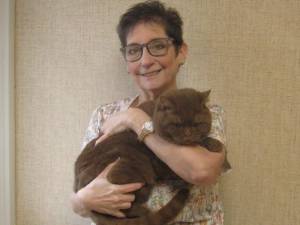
[74,88,225,225]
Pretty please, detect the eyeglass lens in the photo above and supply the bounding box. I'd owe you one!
[123,38,172,62]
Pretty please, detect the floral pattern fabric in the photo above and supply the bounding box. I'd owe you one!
[82,95,231,225]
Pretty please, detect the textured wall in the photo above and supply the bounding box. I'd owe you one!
[15,0,300,225]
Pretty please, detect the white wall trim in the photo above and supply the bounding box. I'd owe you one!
[0,0,15,225]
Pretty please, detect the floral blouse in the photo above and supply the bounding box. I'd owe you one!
[82,96,231,225]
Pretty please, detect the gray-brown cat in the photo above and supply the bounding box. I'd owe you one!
[74,88,225,225]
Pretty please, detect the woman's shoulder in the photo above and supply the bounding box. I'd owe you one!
[207,104,227,145]
[81,96,137,149]
[93,96,137,119]
[208,104,225,116]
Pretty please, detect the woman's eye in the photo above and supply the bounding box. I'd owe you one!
[152,43,166,50]
[150,43,167,51]
[127,47,139,55]
[149,40,167,51]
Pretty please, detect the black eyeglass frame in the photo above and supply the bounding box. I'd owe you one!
[120,38,174,62]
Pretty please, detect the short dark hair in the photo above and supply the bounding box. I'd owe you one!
[117,0,183,50]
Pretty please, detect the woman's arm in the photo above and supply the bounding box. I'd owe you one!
[142,134,225,185]
[71,159,143,218]
[99,107,225,186]
[72,106,143,218]
[128,108,225,185]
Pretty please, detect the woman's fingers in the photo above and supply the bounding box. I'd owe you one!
[95,133,109,145]
[108,210,126,218]
[97,160,144,193]
[115,182,144,194]
[118,194,135,203]
[92,195,132,217]
[76,161,143,218]
[112,211,126,218]
[97,158,120,178]
[117,202,132,209]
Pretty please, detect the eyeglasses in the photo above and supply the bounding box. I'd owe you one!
[120,38,174,62]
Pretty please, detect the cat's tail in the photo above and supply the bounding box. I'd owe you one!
[92,188,190,225]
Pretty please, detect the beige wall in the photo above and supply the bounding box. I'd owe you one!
[15,0,300,225]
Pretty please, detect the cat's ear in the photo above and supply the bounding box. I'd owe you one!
[202,89,211,102]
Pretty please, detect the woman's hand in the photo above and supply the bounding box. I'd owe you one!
[72,159,144,218]
[96,108,150,145]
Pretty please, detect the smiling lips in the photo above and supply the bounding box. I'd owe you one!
[139,69,162,77]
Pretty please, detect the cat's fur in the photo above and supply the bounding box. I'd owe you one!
[74,88,224,225]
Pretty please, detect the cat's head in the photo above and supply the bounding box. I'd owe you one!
[153,88,212,145]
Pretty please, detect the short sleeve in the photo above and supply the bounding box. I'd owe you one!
[81,107,103,150]
[208,105,226,145]
[208,105,232,174]
[80,96,136,150]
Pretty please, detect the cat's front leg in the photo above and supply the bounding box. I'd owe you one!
[106,157,155,217]
[106,157,155,202]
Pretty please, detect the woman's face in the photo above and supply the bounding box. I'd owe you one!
[125,22,187,95]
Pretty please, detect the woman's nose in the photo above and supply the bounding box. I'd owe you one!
[140,47,155,67]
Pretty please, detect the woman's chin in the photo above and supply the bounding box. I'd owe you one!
[140,81,176,95]
[140,83,166,94]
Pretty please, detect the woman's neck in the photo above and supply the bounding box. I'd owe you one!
[137,85,177,105]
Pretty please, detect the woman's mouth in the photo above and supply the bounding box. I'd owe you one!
[139,69,162,77]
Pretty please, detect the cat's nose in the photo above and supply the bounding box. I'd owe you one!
[184,128,191,136]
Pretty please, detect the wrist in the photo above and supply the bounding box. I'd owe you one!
[127,108,150,134]
[71,191,90,217]
[138,120,154,142]
[126,108,136,130]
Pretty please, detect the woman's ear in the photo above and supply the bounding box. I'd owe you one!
[177,42,188,66]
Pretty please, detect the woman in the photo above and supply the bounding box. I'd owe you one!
[71,1,230,224]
